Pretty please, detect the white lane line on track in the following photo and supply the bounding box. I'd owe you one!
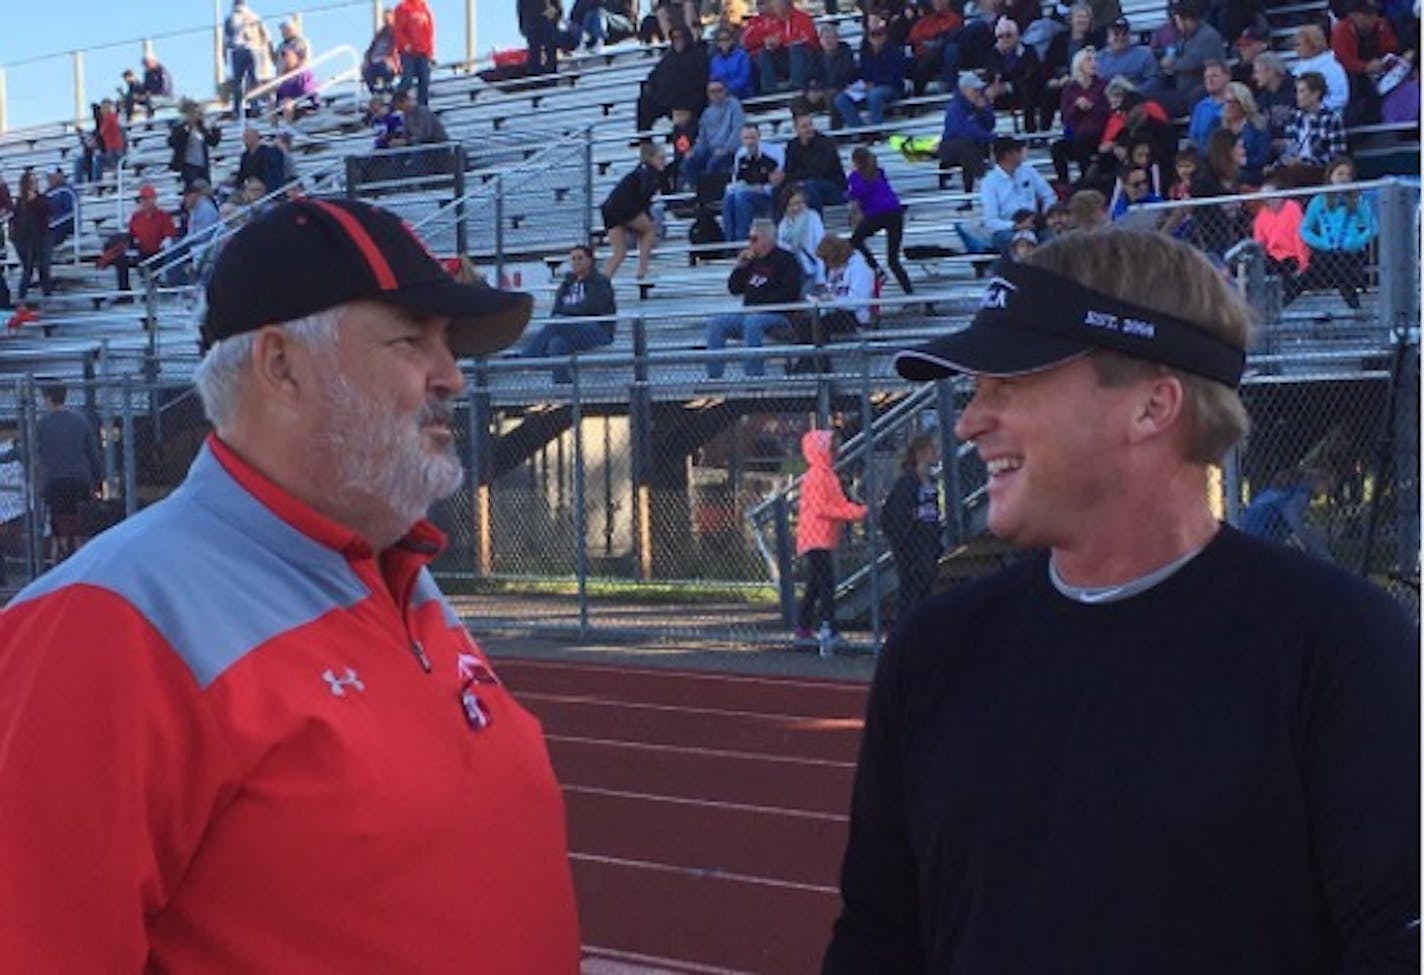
[582,945,756,975]
[564,784,847,822]
[547,733,857,769]
[570,852,840,895]
[522,691,863,725]
[496,657,868,692]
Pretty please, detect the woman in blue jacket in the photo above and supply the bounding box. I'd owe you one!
[1298,156,1377,309]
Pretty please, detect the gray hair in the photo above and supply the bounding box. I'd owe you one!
[194,306,346,431]
[749,217,777,239]
[1254,51,1287,79]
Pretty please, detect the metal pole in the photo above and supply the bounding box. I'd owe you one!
[583,126,594,245]
[100,342,117,496]
[72,50,86,126]
[466,0,478,68]
[773,495,796,627]
[143,39,156,62]
[1221,442,1242,527]
[934,379,963,548]
[629,315,652,580]
[215,0,226,94]
[121,377,137,517]
[571,357,590,638]
[20,376,41,581]
[494,174,506,286]
[373,0,383,31]
[858,345,882,649]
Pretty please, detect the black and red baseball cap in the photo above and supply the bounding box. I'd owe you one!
[203,198,532,357]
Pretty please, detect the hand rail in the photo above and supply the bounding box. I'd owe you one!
[239,44,362,123]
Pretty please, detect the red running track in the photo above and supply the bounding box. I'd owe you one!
[496,658,870,975]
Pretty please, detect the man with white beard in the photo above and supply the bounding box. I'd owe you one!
[0,199,582,973]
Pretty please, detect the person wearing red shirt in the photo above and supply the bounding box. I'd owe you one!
[109,183,178,294]
[756,0,820,92]
[906,0,963,95]
[1330,0,1401,124]
[0,199,581,973]
[394,0,436,106]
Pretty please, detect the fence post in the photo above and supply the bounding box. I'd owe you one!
[1375,180,1417,333]
[99,341,117,496]
[858,344,882,649]
[20,375,41,581]
[1221,442,1242,527]
[571,356,590,638]
[468,361,493,577]
[582,126,594,245]
[72,50,86,126]
[629,315,653,581]
[143,268,161,382]
[772,494,796,627]
[121,376,137,517]
[494,174,506,286]
[935,378,964,548]
[453,144,469,255]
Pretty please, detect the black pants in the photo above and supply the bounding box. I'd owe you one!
[797,548,836,632]
[1301,248,1367,307]
[939,137,986,192]
[850,207,913,294]
[893,542,938,620]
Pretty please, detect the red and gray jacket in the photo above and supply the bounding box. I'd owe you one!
[0,435,581,973]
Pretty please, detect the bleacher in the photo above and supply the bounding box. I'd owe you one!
[0,0,1416,405]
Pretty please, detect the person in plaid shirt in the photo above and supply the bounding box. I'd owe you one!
[1275,71,1346,186]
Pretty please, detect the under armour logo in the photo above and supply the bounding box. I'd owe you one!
[322,667,366,696]
[979,276,1016,310]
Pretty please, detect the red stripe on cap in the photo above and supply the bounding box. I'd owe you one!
[307,200,398,290]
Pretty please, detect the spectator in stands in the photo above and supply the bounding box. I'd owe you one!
[120,69,145,123]
[1190,127,1249,259]
[636,26,709,132]
[1293,24,1350,114]
[167,99,223,190]
[949,0,1001,73]
[806,22,857,128]
[1099,86,1176,181]
[97,99,126,173]
[984,17,1046,132]
[1067,188,1110,230]
[1275,71,1347,186]
[756,0,820,93]
[395,0,436,106]
[1098,16,1161,93]
[1187,59,1230,148]
[373,96,408,149]
[35,383,101,563]
[278,17,310,65]
[1109,164,1165,222]
[778,187,826,288]
[1052,47,1110,185]
[1220,82,1271,184]
[520,0,560,75]
[11,172,53,305]
[393,89,449,144]
[978,135,1057,252]
[123,56,172,122]
[1231,24,1269,87]
[225,0,272,118]
[836,19,906,131]
[235,125,287,196]
[794,428,865,644]
[704,217,803,378]
[108,184,178,295]
[709,27,754,99]
[1160,0,1226,115]
[906,0,963,96]
[1040,3,1097,130]
[44,170,76,251]
[600,141,665,280]
[939,71,998,195]
[722,123,783,242]
[364,9,400,92]
[275,41,319,121]
[679,80,744,190]
[579,0,638,52]
[169,179,223,286]
[1251,179,1310,303]
[1298,155,1375,308]
[1332,0,1403,124]
[73,129,101,185]
[518,244,617,382]
[783,112,846,212]
[846,146,913,296]
[273,129,299,189]
[1251,51,1297,141]
[815,234,875,334]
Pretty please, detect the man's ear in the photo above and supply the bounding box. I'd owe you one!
[1129,372,1187,445]
[249,325,304,405]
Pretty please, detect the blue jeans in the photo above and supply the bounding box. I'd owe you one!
[833,84,901,129]
[230,47,257,116]
[758,45,812,92]
[679,144,734,190]
[721,186,773,242]
[363,60,396,92]
[705,311,788,378]
[796,178,846,212]
[397,53,432,105]
[520,319,614,383]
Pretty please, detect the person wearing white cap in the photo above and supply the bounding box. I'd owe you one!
[938,70,999,195]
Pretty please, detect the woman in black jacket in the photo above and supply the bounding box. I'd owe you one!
[166,100,223,190]
[881,433,942,623]
[601,141,666,279]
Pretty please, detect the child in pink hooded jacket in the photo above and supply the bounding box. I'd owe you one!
[795,429,867,640]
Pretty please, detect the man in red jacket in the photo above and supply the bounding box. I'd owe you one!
[394,0,436,106]
[1330,0,1401,124]
[108,183,178,295]
[757,0,821,92]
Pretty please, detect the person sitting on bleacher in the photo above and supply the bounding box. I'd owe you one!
[1219,82,1272,185]
[1109,164,1165,226]
[782,111,846,212]
[836,18,907,131]
[1331,0,1404,125]
[1098,87,1176,183]
[104,184,177,297]
[1230,24,1269,88]
[275,42,319,122]
[756,0,820,94]
[44,171,75,251]
[166,179,222,286]
[1297,154,1375,309]
[517,244,617,383]
[636,25,709,132]
[167,99,223,190]
[938,70,998,196]
[815,233,874,332]
[778,186,826,287]
[235,125,288,195]
[601,141,666,279]
[704,218,803,379]
[1159,0,1225,116]
[1187,59,1230,148]
[577,0,639,53]
[680,81,745,191]
[1251,51,1297,142]
[1274,71,1347,186]
[392,89,449,144]
[805,21,858,128]
[710,27,755,99]
[1097,16,1161,94]
[722,122,784,242]
[976,135,1057,253]
[1251,177,1310,304]
[983,17,1046,131]
[1293,24,1350,115]
[1040,3,1098,131]
[363,9,401,93]
[906,0,963,97]
[1051,47,1110,185]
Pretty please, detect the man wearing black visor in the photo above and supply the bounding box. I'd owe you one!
[823,229,1418,974]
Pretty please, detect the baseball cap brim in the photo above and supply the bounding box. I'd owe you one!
[895,326,1090,381]
[383,280,534,357]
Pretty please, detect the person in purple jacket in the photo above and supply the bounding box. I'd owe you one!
[846,146,913,296]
